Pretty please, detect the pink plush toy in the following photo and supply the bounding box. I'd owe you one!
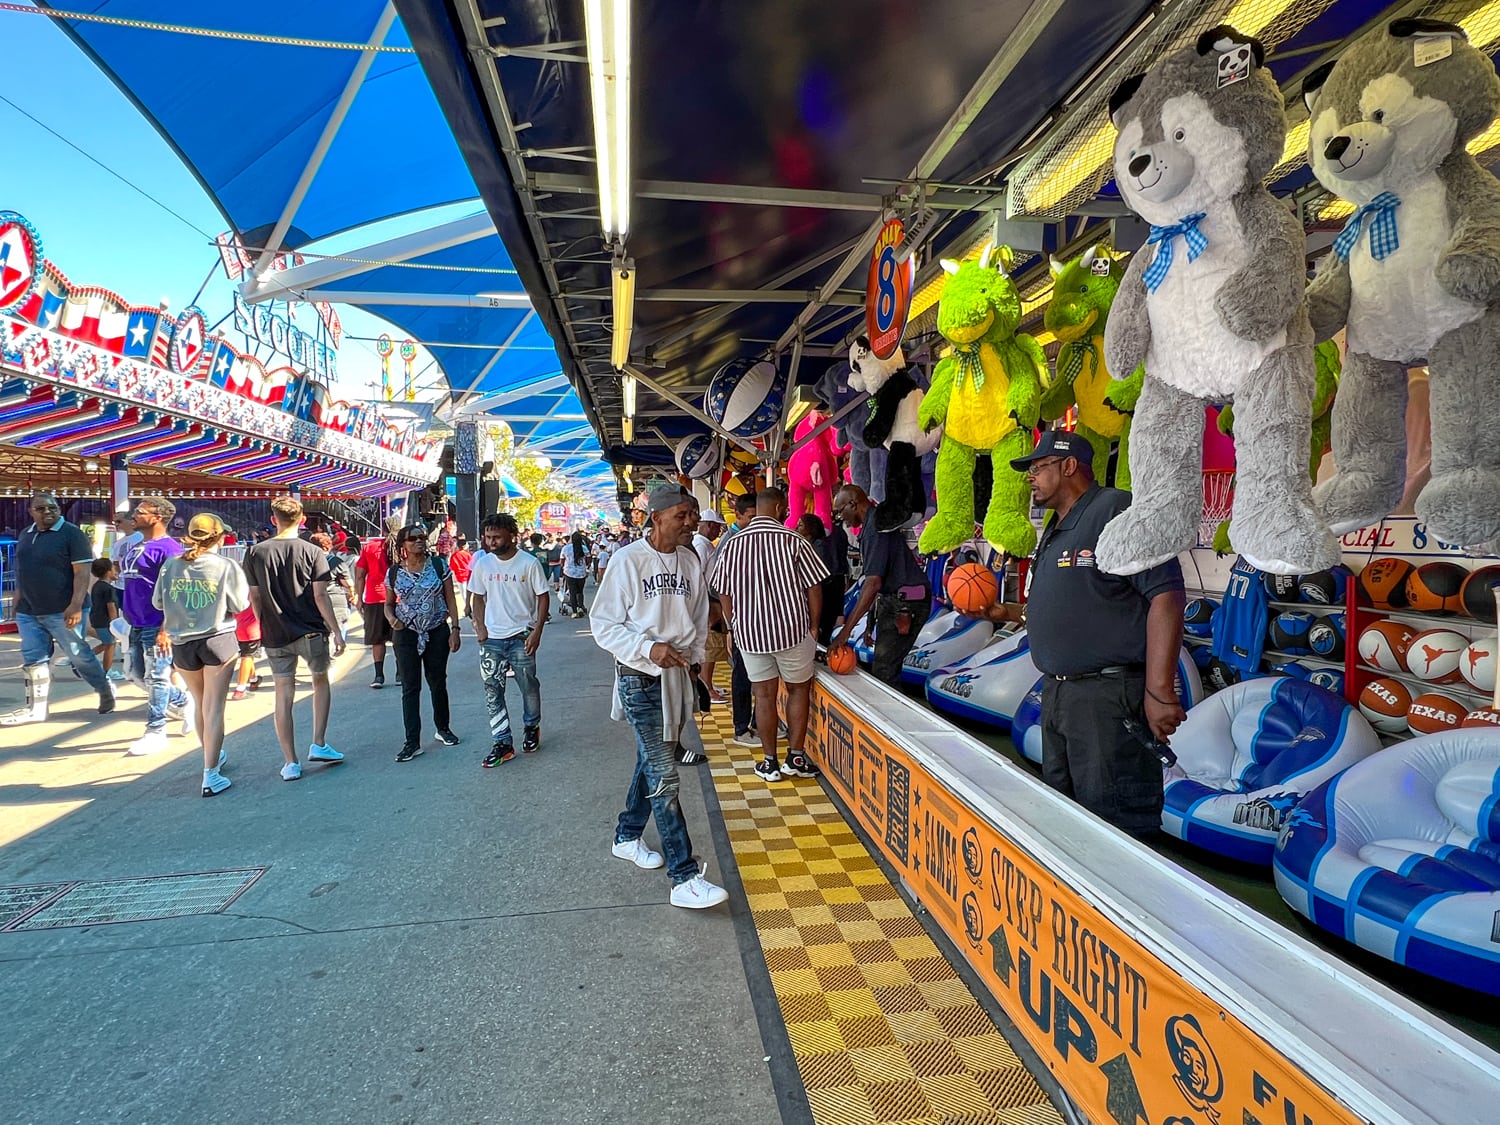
[786,410,840,532]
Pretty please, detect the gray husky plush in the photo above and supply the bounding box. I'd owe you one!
[1304,18,1500,547]
[1101,25,1339,577]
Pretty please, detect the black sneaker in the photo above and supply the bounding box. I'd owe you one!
[753,758,782,783]
[395,743,423,763]
[482,744,516,768]
[680,747,708,765]
[781,752,821,779]
[523,726,540,754]
[435,729,461,746]
[370,673,385,690]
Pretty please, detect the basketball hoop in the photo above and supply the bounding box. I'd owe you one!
[1199,469,1235,548]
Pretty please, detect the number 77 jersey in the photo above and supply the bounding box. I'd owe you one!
[1212,556,1268,676]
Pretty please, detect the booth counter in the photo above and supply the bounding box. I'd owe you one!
[799,667,1500,1125]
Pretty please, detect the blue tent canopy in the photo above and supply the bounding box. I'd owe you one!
[44,0,605,472]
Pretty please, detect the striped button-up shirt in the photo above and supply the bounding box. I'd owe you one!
[708,517,829,654]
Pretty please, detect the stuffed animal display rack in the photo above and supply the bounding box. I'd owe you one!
[917,244,1047,559]
[848,337,941,531]
[1303,17,1500,548]
[1101,25,1339,576]
[1039,245,1138,489]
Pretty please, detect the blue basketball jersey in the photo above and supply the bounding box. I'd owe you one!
[1212,557,1269,675]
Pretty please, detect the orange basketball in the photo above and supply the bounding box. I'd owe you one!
[1407,692,1466,735]
[1358,676,1412,734]
[1405,562,1467,615]
[1461,708,1500,730]
[827,645,857,675]
[1357,557,1414,609]
[946,563,999,616]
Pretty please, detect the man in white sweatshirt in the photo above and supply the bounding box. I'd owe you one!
[590,484,727,910]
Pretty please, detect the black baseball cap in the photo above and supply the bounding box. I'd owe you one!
[1010,430,1094,471]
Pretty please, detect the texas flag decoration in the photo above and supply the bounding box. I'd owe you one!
[205,338,236,389]
[58,289,129,353]
[17,261,69,329]
[0,212,42,311]
[123,306,162,360]
[169,307,207,375]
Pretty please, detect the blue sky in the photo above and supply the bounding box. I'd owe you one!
[0,6,459,403]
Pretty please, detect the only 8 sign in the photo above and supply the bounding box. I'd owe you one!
[865,218,913,360]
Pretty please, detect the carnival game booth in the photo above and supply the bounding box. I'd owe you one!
[0,210,442,525]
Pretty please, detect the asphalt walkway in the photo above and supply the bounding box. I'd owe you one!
[0,611,781,1124]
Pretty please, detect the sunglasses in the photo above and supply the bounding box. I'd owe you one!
[404,536,428,545]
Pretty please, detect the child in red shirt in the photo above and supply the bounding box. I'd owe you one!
[230,603,262,700]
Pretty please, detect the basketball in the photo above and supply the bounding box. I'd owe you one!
[1359,677,1412,734]
[1263,571,1300,601]
[946,563,999,616]
[1407,692,1467,735]
[1308,616,1343,657]
[674,433,721,480]
[1404,628,1469,683]
[1299,566,1351,605]
[1357,557,1414,608]
[1462,708,1500,729]
[1204,657,1242,693]
[1460,565,1500,622]
[1183,597,1218,637]
[1459,640,1497,694]
[827,645,857,675]
[705,357,785,438]
[1357,619,1418,673]
[1308,668,1345,696]
[1267,611,1316,655]
[1405,562,1468,616]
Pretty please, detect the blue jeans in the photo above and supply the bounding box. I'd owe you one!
[16,612,110,695]
[615,673,696,884]
[128,624,188,732]
[479,635,540,745]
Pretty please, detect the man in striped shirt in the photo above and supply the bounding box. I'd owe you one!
[708,486,829,783]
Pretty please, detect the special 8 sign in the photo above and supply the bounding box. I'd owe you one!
[865,218,913,360]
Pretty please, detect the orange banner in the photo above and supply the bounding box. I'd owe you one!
[802,680,1362,1125]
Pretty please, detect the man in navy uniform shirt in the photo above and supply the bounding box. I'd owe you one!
[987,432,1185,837]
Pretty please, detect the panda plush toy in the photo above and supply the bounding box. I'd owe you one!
[848,336,942,531]
[1303,18,1500,549]
[1101,25,1340,577]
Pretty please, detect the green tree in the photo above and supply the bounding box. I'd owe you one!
[483,421,590,529]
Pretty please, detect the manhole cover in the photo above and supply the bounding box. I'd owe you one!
[0,868,266,932]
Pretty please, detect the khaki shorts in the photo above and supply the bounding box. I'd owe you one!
[741,635,817,685]
[704,628,729,662]
[265,633,331,677]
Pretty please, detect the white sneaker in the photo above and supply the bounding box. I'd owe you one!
[307,743,344,764]
[612,837,665,870]
[53,656,71,668]
[127,730,170,756]
[201,769,232,798]
[280,761,302,781]
[178,695,196,737]
[670,868,728,910]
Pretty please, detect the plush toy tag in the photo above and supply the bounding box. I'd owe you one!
[1090,257,1111,277]
[1414,35,1454,67]
[1216,42,1252,88]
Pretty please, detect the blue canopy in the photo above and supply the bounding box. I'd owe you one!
[45,0,605,472]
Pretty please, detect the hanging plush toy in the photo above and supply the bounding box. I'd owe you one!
[814,361,887,501]
[1212,339,1343,553]
[1101,25,1339,576]
[848,337,942,531]
[1039,245,1139,488]
[785,410,840,532]
[1303,18,1500,548]
[917,244,1046,558]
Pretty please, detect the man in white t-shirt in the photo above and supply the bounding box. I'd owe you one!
[467,512,550,766]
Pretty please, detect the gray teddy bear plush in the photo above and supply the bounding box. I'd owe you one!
[1101,25,1339,576]
[1304,18,1500,548]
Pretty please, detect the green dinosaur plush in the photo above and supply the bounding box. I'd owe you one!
[1212,339,1343,554]
[1038,244,1141,489]
[917,244,1046,558]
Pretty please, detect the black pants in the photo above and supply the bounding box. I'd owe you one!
[391,622,452,747]
[731,644,753,734]
[1039,671,1162,837]
[816,576,846,646]
[563,575,587,612]
[870,595,930,685]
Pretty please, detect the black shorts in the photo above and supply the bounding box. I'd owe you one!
[362,601,392,645]
[237,639,262,659]
[173,631,238,671]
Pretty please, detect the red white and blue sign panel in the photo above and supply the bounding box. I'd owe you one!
[0,212,42,311]
[170,307,207,374]
[865,218,913,360]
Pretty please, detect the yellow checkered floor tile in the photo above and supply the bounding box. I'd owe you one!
[699,704,1061,1125]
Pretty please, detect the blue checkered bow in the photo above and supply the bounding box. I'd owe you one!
[1142,213,1208,293]
[1332,192,1401,262]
